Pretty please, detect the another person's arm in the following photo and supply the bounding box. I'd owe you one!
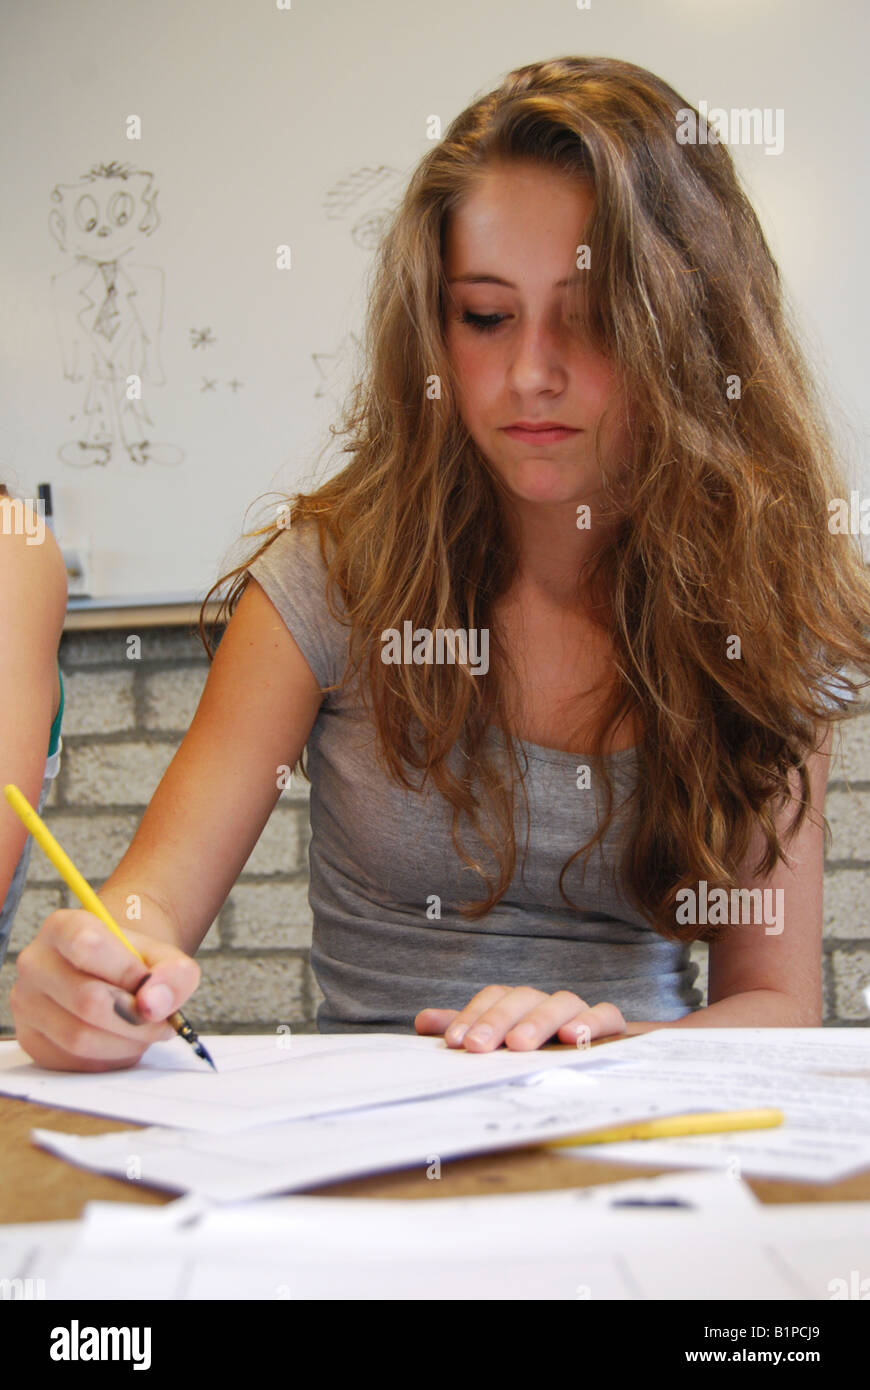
[0,500,67,921]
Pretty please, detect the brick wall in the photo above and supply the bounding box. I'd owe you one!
[1,628,868,1034]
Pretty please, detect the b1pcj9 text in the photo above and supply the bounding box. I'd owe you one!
[704,1327,820,1341]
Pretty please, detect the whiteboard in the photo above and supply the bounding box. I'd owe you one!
[2,0,867,604]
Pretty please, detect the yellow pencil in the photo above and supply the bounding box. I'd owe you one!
[543,1107,784,1147]
[3,783,215,1070]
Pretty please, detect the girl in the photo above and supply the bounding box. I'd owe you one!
[11,56,870,1071]
[0,484,67,969]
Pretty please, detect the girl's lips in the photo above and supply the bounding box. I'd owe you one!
[502,425,580,444]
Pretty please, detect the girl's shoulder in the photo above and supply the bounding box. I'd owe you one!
[246,518,347,696]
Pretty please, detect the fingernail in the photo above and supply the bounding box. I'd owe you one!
[446,1024,467,1043]
[139,984,172,1018]
[465,1024,493,1043]
[113,997,145,1026]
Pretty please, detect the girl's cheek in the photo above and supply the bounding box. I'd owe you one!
[450,348,490,409]
[577,350,620,404]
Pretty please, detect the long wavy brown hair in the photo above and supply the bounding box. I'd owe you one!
[199,55,870,944]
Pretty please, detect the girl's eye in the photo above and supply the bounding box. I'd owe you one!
[459,311,507,333]
[457,310,588,336]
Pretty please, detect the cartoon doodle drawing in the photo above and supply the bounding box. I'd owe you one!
[311,332,363,403]
[311,166,406,401]
[322,164,405,250]
[49,161,182,467]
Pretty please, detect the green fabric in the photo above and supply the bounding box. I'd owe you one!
[48,663,64,756]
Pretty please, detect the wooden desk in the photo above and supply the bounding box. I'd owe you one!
[3,1093,869,1224]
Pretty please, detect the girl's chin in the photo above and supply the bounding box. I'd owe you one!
[503,459,584,504]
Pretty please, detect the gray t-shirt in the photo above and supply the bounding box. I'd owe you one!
[248,522,704,1031]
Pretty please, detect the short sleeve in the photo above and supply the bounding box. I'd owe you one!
[245,521,347,695]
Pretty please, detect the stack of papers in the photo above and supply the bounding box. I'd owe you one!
[0,1032,601,1131]
[2,1028,869,1301]
[1,1028,867,1200]
[0,1029,868,1199]
[551,1028,870,1183]
[2,1170,869,1299]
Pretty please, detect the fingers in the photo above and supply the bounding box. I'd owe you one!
[47,912,199,1005]
[13,1022,140,1074]
[555,1001,627,1047]
[11,998,173,1074]
[444,985,536,1049]
[414,1008,459,1035]
[17,926,197,1026]
[132,940,200,1022]
[437,986,627,1052]
[44,910,152,992]
[11,909,201,1070]
[11,955,177,1056]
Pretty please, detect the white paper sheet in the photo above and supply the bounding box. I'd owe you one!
[0,1221,80,1297]
[32,1066,712,1200]
[12,1172,754,1300]
[555,1027,870,1182]
[0,1032,614,1133]
[29,1028,870,1195]
[589,1027,870,1076]
[23,1173,870,1301]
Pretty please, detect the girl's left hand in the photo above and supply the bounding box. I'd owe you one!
[414,985,626,1051]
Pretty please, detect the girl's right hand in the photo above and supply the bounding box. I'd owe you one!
[10,908,202,1072]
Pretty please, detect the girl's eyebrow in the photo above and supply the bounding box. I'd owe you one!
[447,273,581,288]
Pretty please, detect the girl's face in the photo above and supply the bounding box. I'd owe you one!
[443,160,627,511]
